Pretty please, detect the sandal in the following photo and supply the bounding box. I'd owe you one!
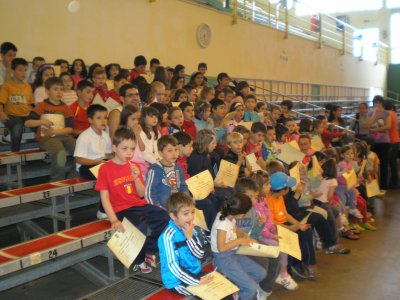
[340,230,359,240]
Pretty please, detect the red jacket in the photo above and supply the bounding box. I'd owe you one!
[182,120,196,140]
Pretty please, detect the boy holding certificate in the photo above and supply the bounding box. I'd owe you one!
[158,193,213,296]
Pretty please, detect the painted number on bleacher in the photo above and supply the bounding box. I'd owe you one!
[48,249,58,260]
[43,191,51,198]
[104,230,112,240]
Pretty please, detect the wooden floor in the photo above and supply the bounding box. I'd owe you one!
[1,191,399,300]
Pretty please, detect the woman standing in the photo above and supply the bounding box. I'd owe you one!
[384,100,399,189]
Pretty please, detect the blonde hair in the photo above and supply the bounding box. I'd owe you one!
[227,132,243,145]
[151,81,165,92]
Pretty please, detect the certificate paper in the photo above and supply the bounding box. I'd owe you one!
[236,243,280,258]
[107,218,146,269]
[366,179,380,198]
[214,160,239,188]
[194,208,209,231]
[289,163,301,191]
[187,271,239,300]
[40,114,65,137]
[89,163,105,178]
[311,155,322,178]
[311,135,324,151]
[277,225,302,260]
[277,142,305,165]
[246,153,262,172]
[237,121,253,131]
[186,170,214,200]
[343,169,357,189]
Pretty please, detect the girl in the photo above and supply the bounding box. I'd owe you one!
[105,63,121,80]
[70,58,88,86]
[138,82,156,107]
[152,66,168,86]
[120,105,148,177]
[168,107,184,134]
[211,193,268,300]
[284,118,299,142]
[149,102,169,136]
[199,86,215,102]
[226,102,245,133]
[87,63,103,82]
[140,107,161,165]
[60,72,77,106]
[170,75,185,90]
[189,72,205,95]
[33,64,55,104]
[171,89,189,103]
[327,106,346,147]
[193,101,214,133]
[256,102,267,124]
[319,115,347,149]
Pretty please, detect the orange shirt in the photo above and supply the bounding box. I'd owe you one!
[0,80,33,116]
[389,111,400,143]
[266,194,288,224]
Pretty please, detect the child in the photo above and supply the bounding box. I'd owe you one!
[210,99,228,143]
[28,56,45,84]
[211,193,268,300]
[262,126,279,162]
[149,102,169,136]
[60,72,77,106]
[244,122,267,169]
[0,42,17,86]
[224,132,250,178]
[0,58,33,151]
[285,118,299,142]
[107,74,128,104]
[277,100,293,124]
[74,104,112,178]
[92,69,108,101]
[95,127,170,273]
[70,58,88,86]
[105,63,121,80]
[130,55,147,80]
[120,105,147,177]
[25,77,76,181]
[152,81,167,104]
[173,131,193,180]
[298,134,315,165]
[54,59,69,74]
[257,102,267,123]
[171,88,189,103]
[233,125,251,145]
[168,107,184,134]
[266,106,281,127]
[179,102,196,139]
[145,135,189,209]
[69,80,94,137]
[243,94,260,122]
[33,64,55,104]
[193,101,214,133]
[226,102,245,133]
[140,106,161,165]
[222,87,235,110]
[365,138,379,183]
[158,192,213,296]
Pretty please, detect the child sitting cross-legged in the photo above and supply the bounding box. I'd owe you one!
[158,192,213,296]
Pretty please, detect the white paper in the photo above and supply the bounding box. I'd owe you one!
[40,114,65,137]
[366,179,380,198]
[186,170,214,200]
[277,142,305,165]
[246,153,262,172]
[277,225,302,260]
[236,243,280,258]
[214,160,239,188]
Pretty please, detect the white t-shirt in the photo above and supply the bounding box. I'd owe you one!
[34,86,48,104]
[211,212,238,253]
[139,130,160,164]
[315,178,338,203]
[74,126,112,170]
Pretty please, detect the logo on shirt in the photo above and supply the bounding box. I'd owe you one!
[9,94,26,105]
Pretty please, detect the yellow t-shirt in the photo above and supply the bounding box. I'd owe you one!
[0,80,33,117]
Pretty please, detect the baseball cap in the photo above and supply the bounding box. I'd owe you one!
[270,172,296,190]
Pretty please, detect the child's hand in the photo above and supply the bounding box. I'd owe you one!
[42,119,53,128]
[239,235,252,246]
[272,234,279,241]
[0,111,9,123]
[253,145,261,154]
[199,273,214,285]
[112,219,125,233]
[130,162,140,179]
[132,124,142,135]
[42,128,55,137]
[312,191,323,198]
[299,224,311,231]
[183,222,195,240]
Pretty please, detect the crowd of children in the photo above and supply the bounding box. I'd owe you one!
[0,41,392,299]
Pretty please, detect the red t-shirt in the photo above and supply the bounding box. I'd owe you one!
[244,141,262,158]
[69,101,90,132]
[129,69,142,81]
[107,89,123,104]
[182,120,196,140]
[95,160,147,213]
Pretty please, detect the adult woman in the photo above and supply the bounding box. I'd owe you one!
[384,100,399,189]
[367,95,392,189]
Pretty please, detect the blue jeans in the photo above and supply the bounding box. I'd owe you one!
[335,185,357,209]
[5,115,26,152]
[213,251,266,300]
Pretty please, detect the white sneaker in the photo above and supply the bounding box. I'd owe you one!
[257,289,271,300]
[348,208,363,219]
[96,210,108,220]
[275,274,298,290]
[2,134,11,144]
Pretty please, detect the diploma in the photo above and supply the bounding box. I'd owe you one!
[171,102,180,107]
[214,160,239,188]
[194,208,209,231]
[366,179,380,198]
[289,163,301,191]
[186,271,239,300]
[277,142,305,165]
[277,225,302,260]
[311,155,322,178]
[311,135,324,151]
[343,169,357,189]
[89,163,105,178]
[246,153,262,172]
[40,113,65,137]
[237,121,253,131]
[104,97,122,113]
[186,170,214,200]
[288,140,300,151]
[236,243,280,258]
[107,218,146,269]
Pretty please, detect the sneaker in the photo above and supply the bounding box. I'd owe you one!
[1,135,11,144]
[306,267,318,281]
[96,210,108,220]
[348,208,363,219]
[340,230,359,240]
[361,223,377,231]
[275,274,298,290]
[133,262,152,274]
[324,245,351,254]
[351,223,365,232]
[256,289,269,300]
[145,253,158,268]
[290,265,308,280]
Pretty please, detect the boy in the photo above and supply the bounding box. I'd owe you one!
[215,72,231,92]
[243,94,260,122]
[277,100,293,124]
[224,132,250,178]
[0,58,33,151]
[173,131,193,180]
[130,55,147,80]
[74,104,112,178]
[92,69,108,101]
[245,122,267,169]
[158,192,212,296]
[0,42,17,86]
[222,87,235,110]
[262,126,279,162]
[28,56,45,83]
[179,102,196,139]
[285,118,299,142]
[95,127,170,273]
[266,106,281,128]
[69,80,94,136]
[25,77,76,181]
[198,62,208,82]
[210,99,228,143]
[107,74,128,104]
[145,135,189,209]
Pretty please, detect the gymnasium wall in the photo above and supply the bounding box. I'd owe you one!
[0,0,387,90]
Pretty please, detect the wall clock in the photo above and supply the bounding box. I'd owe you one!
[196,24,211,48]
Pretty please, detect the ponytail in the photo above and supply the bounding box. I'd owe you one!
[219,193,252,220]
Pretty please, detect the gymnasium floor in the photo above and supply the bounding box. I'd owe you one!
[1,190,399,300]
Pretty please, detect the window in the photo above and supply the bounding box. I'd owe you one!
[353,28,379,62]
[387,0,400,9]
[296,0,383,16]
[391,13,400,63]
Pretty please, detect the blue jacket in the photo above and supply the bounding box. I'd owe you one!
[158,220,204,289]
[145,162,189,208]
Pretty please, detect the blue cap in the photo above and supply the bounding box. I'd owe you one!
[270,172,296,190]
